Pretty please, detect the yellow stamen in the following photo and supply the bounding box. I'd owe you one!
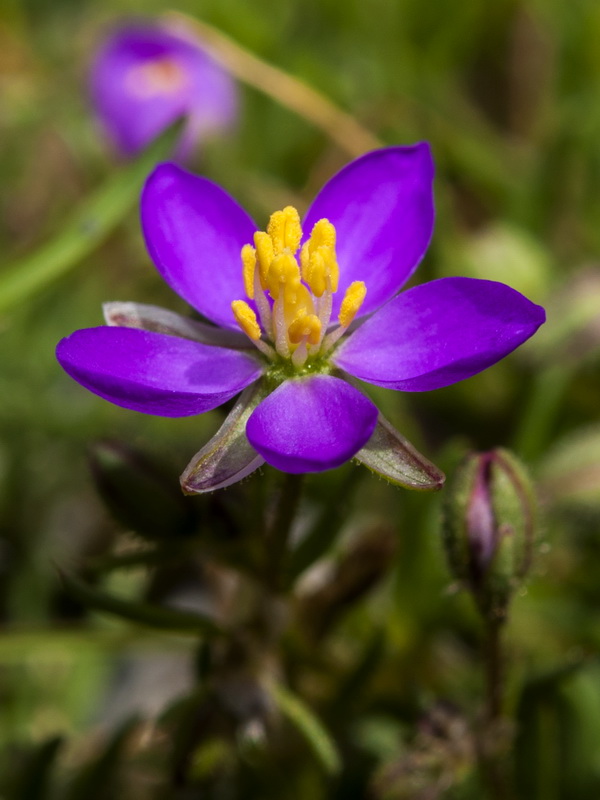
[241,245,256,299]
[283,284,315,327]
[231,300,261,340]
[310,219,336,250]
[267,206,302,254]
[300,219,339,296]
[254,231,273,287]
[288,313,322,346]
[266,252,301,304]
[339,281,367,328]
[237,206,363,361]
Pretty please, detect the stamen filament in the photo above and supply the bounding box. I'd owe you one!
[253,263,272,331]
[315,275,333,347]
[322,281,367,353]
[254,338,277,358]
[291,338,309,368]
[272,297,290,357]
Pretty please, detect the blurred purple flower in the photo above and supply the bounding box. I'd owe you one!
[56,145,545,490]
[90,21,237,160]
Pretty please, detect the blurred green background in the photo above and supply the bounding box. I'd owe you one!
[0,0,599,797]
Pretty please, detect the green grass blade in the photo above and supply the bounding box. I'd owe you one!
[0,120,182,313]
[270,682,341,776]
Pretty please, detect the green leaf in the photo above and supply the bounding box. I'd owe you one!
[59,569,221,637]
[354,413,445,491]
[269,683,341,776]
[0,120,183,313]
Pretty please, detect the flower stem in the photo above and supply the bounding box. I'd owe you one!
[478,615,512,800]
[264,472,304,591]
[484,617,504,724]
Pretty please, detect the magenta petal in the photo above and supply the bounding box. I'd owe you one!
[302,144,435,319]
[56,327,263,417]
[141,163,256,329]
[334,277,546,391]
[246,375,378,473]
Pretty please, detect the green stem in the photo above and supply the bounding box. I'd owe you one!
[484,617,504,724]
[479,617,511,800]
[264,473,304,591]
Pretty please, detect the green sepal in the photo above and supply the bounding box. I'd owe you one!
[354,413,445,491]
[180,379,269,494]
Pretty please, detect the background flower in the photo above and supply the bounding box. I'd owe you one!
[90,20,237,160]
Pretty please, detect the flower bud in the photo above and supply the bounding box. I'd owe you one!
[442,449,537,618]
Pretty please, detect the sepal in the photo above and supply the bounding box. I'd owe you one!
[103,301,249,349]
[180,380,268,494]
[354,413,445,491]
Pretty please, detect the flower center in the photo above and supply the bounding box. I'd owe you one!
[231,206,366,368]
[125,57,188,99]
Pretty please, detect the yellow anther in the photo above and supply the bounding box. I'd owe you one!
[288,313,322,346]
[300,241,311,279]
[267,206,302,254]
[301,218,339,296]
[231,300,261,341]
[267,252,301,303]
[310,219,336,250]
[301,244,339,297]
[241,244,256,299]
[254,231,273,287]
[283,283,314,328]
[339,281,367,328]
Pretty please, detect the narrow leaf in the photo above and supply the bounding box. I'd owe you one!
[354,413,445,491]
[59,570,221,636]
[270,683,341,775]
[0,121,182,313]
[180,380,268,494]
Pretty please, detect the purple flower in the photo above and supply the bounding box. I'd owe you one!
[90,21,237,160]
[56,145,545,492]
